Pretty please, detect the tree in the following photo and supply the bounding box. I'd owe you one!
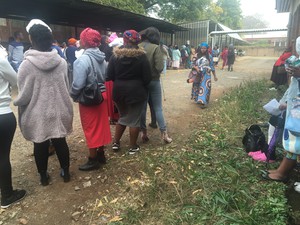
[87,0,145,14]
[202,2,223,21]
[216,0,242,29]
[242,14,269,29]
[141,0,211,23]
[87,0,244,26]
[87,0,211,23]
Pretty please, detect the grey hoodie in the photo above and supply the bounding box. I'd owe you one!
[70,48,107,101]
[14,49,73,143]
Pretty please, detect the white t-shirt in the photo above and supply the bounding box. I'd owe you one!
[0,58,17,114]
[0,45,8,59]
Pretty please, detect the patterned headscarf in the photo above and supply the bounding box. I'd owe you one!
[200,42,209,48]
[80,28,101,48]
[123,30,141,45]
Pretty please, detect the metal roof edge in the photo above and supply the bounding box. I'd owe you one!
[210,28,288,35]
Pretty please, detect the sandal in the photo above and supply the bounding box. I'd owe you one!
[261,173,288,183]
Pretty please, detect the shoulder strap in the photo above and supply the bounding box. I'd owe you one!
[87,55,98,83]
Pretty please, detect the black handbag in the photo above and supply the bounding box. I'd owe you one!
[277,65,286,74]
[77,55,103,106]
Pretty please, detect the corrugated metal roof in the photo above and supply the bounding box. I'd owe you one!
[216,23,244,41]
[0,0,187,33]
[210,28,288,35]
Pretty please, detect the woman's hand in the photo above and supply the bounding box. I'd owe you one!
[193,66,199,72]
[286,66,300,77]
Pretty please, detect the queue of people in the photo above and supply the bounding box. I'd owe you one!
[3,17,297,211]
[0,19,176,208]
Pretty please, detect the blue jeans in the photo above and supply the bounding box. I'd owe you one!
[162,59,167,75]
[141,80,167,132]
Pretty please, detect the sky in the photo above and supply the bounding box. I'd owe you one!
[239,0,289,28]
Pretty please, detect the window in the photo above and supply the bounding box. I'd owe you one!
[0,18,7,26]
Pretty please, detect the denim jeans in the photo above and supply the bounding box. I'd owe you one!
[141,80,167,132]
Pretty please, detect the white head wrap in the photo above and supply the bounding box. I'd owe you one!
[26,19,52,33]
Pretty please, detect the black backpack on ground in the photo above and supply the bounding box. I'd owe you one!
[242,124,268,153]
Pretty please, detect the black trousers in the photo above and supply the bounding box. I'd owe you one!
[34,138,70,173]
[0,113,16,198]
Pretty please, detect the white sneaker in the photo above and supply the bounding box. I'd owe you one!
[162,131,172,144]
[294,182,300,193]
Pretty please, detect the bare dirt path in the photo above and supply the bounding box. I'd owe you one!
[0,56,276,225]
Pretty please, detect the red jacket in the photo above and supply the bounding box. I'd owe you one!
[274,51,292,66]
[221,49,228,60]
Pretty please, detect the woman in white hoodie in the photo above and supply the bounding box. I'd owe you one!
[0,58,26,208]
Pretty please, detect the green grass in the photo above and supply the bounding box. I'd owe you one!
[95,80,292,225]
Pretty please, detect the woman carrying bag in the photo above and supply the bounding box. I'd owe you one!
[70,28,111,171]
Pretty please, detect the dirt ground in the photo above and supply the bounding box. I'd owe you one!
[0,56,276,225]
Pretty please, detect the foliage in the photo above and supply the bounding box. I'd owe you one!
[86,0,146,14]
[216,0,243,29]
[87,0,243,26]
[242,14,269,29]
[148,0,211,23]
[89,80,290,224]
[202,2,224,22]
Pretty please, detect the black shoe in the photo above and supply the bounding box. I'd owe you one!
[79,157,100,171]
[112,142,120,152]
[1,189,26,209]
[60,168,70,183]
[129,145,140,155]
[148,123,158,129]
[40,172,50,186]
[97,150,107,164]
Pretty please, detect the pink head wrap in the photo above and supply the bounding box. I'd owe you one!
[108,32,118,43]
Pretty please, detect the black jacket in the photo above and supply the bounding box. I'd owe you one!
[107,46,152,104]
